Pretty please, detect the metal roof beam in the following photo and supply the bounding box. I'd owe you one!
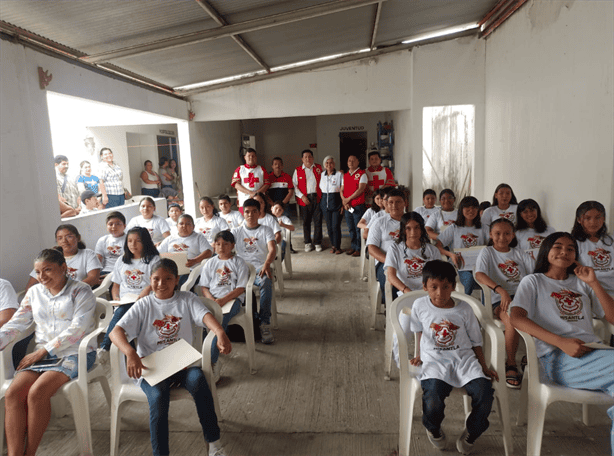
[179,27,478,96]
[81,0,386,64]
[194,0,270,72]
[369,2,383,51]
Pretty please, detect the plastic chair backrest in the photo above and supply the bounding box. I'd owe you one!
[94,273,113,298]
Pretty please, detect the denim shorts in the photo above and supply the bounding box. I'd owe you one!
[20,351,96,379]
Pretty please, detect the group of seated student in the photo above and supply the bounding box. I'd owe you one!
[2,174,613,455]
[0,190,300,456]
[365,180,613,454]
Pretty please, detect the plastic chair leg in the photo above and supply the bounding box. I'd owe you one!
[582,404,597,426]
[370,288,381,330]
[0,398,4,453]
[399,380,419,456]
[271,292,278,329]
[384,313,394,380]
[526,394,548,456]
[284,252,293,278]
[65,383,94,456]
[516,366,530,426]
[110,400,129,456]
[493,385,514,456]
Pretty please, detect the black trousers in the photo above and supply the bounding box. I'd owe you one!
[299,193,323,245]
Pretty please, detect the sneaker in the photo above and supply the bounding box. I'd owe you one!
[212,361,222,384]
[456,428,474,455]
[305,244,314,252]
[260,324,275,344]
[208,440,227,456]
[426,428,446,450]
[315,244,322,252]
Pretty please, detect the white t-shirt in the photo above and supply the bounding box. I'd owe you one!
[401,296,488,387]
[111,256,160,299]
[515,227,556,251]
[511,274,604,357]
[95,233,126,272]
[195,216,229,245]
[366,210,387,229]
[475,246,535,303]
[165,217,178,234]
[231,224,275,271]
[425,209,458,234]
[199,255,249,303]
[384,242,441,291]
[366,213,402,264]
[158,232,212,265]
[258,213,282,236]
[117,291,209,359]
[413,206,439,222]
[29,249,101,283]
[219,210,244,230]
[127,215,171,244]
[0,278,19,312]
[276,215,293,230]
[481,204,519,230]
[577,238,614,294]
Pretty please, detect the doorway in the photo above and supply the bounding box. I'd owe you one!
[339,132,367,172]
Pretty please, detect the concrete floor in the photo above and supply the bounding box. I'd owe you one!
[27,230,612,456]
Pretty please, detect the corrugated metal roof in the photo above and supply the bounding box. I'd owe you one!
[242,7,374,68]
[0,0,504,94]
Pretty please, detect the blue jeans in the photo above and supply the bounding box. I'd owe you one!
[344,204,365,251]
[421,378,494,440]
[141,188,159,197]
[211,298,241,364]
[321,203,343,250]
[281,240,287,262]
[140,366,220,456]
[375,261,398,303]
[540,348,614,454]
[459,270,477,296]
[106,194,125,208]
[254,270,272,325]
[101,303,134,351]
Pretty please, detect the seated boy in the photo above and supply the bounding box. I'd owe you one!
[271,202,295,261]
[80,190,99,214]
[400,260,498,454]
[231,198,276,344]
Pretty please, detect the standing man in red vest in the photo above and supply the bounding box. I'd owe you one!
[292,149,323,252]
[341,154,368,257]
[365,150,395,205]
[231,148,270,214]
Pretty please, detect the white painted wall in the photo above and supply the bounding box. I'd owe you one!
[390,109,412,190]
[484,0,614,231]
[188,120,242,217]
[0,39,187,288]
[190,50,413,121]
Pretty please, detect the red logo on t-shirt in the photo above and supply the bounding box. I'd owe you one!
[404,257,426,278]
[588,248,612,268]
[430,320,460,348]
[124,269,144,287]
[500,212,515,221]
[243,237,258,254]
[107,245,122,256]
[153,314,182,341]
[497,260,520,282]
[551,289,584,321]
[389,229,400,241]
[172,243,189,252]
[527,235,545,249]
[443,220,455,226]
[66,267,78,279]
[461,233,478,247]
[216,265,232,287]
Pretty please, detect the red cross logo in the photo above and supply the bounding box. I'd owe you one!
[370,174,386,189]
[245,172,260,188]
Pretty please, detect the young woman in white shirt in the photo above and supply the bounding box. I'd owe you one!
[1,249,97,456]
[514,199,556,253]
[425,188,458,240]
[195,197,230,245]
[481,183,519,230]
[510,233,614,453]
[127,197,171,245]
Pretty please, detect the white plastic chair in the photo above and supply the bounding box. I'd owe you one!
[283,228,293,278]
[1,299,113,455]
[516,329,614,456]
[390,291,513,456]
[274,243,285,298]
[360,228,368,280]
[473,271,505,330]
[368,255,383,330]
[179,259,209,292]
[383,279,396,380]
[109,297,223,456]
[195,264,257,375]
[93,273,113,298]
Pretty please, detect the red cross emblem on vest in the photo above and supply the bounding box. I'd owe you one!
[370,174,385,189]
[245,172,260,188]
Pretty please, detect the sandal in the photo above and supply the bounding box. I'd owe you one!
[505,364,522,389]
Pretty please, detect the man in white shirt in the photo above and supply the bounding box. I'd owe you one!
[55,155,81,217]
[231,199,277,344]
[292,150,323,252]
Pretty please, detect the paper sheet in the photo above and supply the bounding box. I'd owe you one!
[453,246,485,271]
[110,293,140,306]
[140,338,203,386]
[160,252,191,276]
[583,342,614,350]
